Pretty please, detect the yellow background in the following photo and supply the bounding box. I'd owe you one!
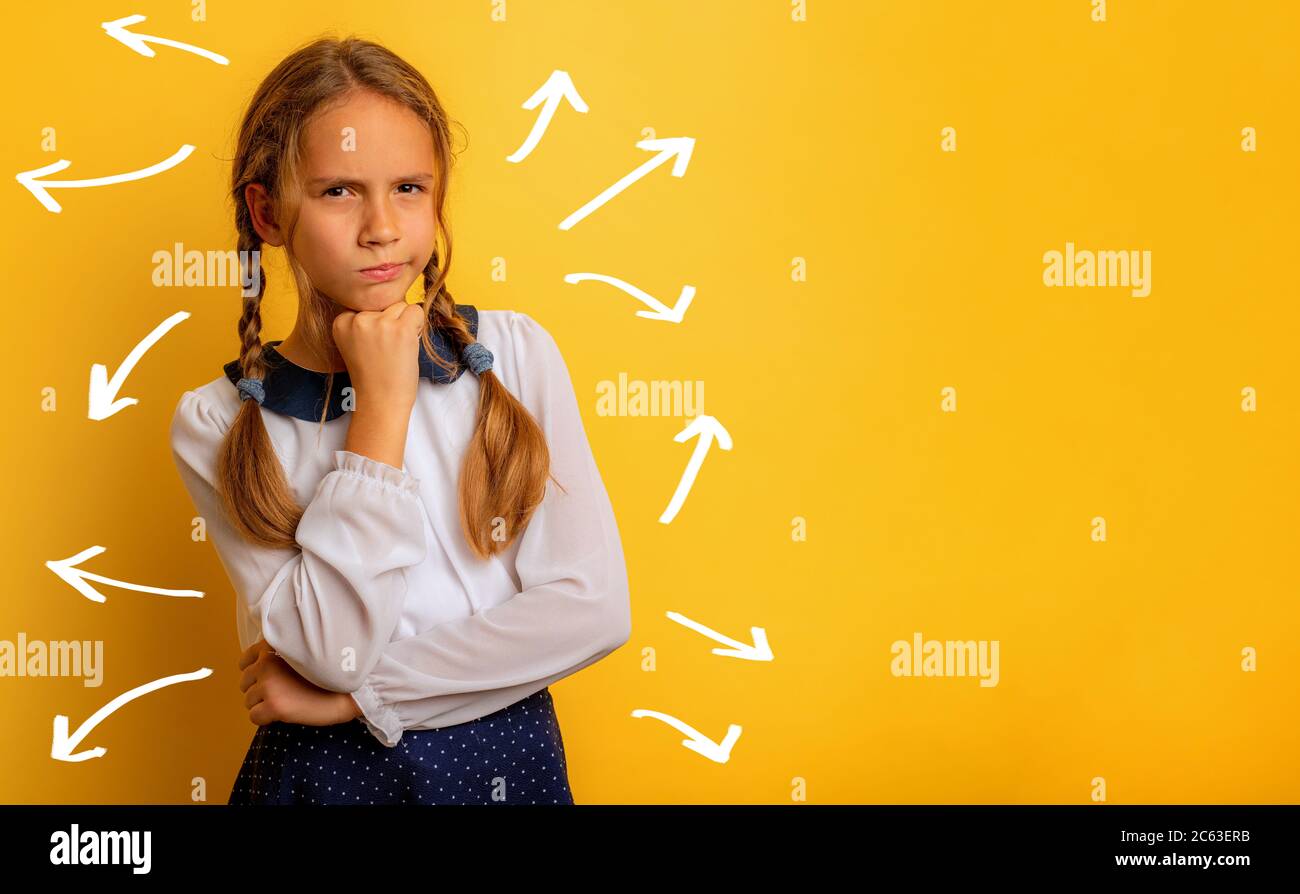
[2,0,1297,803]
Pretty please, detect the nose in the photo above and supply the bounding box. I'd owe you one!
[359,193,400,247]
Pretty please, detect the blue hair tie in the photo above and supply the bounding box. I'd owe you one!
[236,377,266,405]
[461,342,494,376]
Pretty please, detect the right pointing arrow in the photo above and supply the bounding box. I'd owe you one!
[630,709,742,763]
[666,611,773,661]
[559,137,695,230]
[563,272,696,323]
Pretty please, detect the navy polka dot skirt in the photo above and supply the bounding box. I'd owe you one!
[228,687,574,805]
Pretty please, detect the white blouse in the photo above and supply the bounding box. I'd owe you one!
[169,309,632,747]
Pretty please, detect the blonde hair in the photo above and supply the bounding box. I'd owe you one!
[219,34,559,558]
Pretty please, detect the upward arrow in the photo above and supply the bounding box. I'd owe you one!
[507,69,589,163]
[660,414,732,524]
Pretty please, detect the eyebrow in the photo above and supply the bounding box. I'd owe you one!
[307,173,434,188]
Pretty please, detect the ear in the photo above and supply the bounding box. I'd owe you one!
[245,183,286,248]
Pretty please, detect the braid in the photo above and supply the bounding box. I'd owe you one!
[215,219,303,550]
[236,228,269,380]
[418,252,475,378]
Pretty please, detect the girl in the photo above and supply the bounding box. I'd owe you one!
[169,35,632,805]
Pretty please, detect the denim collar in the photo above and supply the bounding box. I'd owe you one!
[222,304,478,422]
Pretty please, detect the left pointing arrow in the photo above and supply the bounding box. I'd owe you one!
[46,545,205,604]
[15,143,196,214]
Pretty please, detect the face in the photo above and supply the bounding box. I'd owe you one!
[248,89,437,313]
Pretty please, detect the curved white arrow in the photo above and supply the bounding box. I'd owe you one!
[507,69,588,163]
[559,137,694,230]
[16,143,196,214]
[52,667,213,762]
[102,14,230,65]
[630,710,742,763]
[88,310,190,420]
[660,414,732,524]
[563,272,695,323]
[46,545,205,604]
[666,611,773,661]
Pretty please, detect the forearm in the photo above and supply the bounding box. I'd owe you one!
[344,400,413,470]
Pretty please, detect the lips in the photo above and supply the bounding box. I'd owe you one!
[358,260,408,283]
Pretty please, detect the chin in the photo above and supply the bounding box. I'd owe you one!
[348,286,404,311]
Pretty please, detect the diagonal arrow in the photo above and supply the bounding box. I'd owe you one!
[46,545,205,604]
[666,611,773,661]
[507,69,588,163]
[559,137,694,230]
[16,143,196,214]
[87,310,190,420]
[101,14,230,65]
[52,667,213,762]
[660,414,732,524]
[563,272,696,323]
[630,709,742,763]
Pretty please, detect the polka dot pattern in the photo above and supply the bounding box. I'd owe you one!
[228,687,574,805]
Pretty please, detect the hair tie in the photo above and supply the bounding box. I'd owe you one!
[236,377,266,405]
[461,342,494,376]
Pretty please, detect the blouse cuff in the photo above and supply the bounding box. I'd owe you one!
[332,450,420,495]
[351,682,405,748]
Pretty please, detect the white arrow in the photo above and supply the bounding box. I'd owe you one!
[559,136,694,230]
[16,143,196,214]
[666,611,773,661]
[630,709,742,763]
[506,69,588,163]
[88,310,190,420]
[52,667,213,762]
[660,414,732,524]
[102,14,230,65]
[563,272,695,323]
[46,545,205,604]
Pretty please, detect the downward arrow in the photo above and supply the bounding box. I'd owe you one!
[88,311,190,420]
[630,709,742,763]
[666,611,773,661]
[52,667,213,762]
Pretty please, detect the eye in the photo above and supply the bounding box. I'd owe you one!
[397,183,425,195]
[323,186,351,198]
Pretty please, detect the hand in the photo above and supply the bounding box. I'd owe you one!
[237,638,360,727]
[332,298,427,413]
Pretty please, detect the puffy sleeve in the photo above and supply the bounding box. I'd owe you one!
[349,311,632,747]
[169,389,429,694]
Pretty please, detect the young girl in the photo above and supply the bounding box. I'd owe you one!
[169,35,632,805]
